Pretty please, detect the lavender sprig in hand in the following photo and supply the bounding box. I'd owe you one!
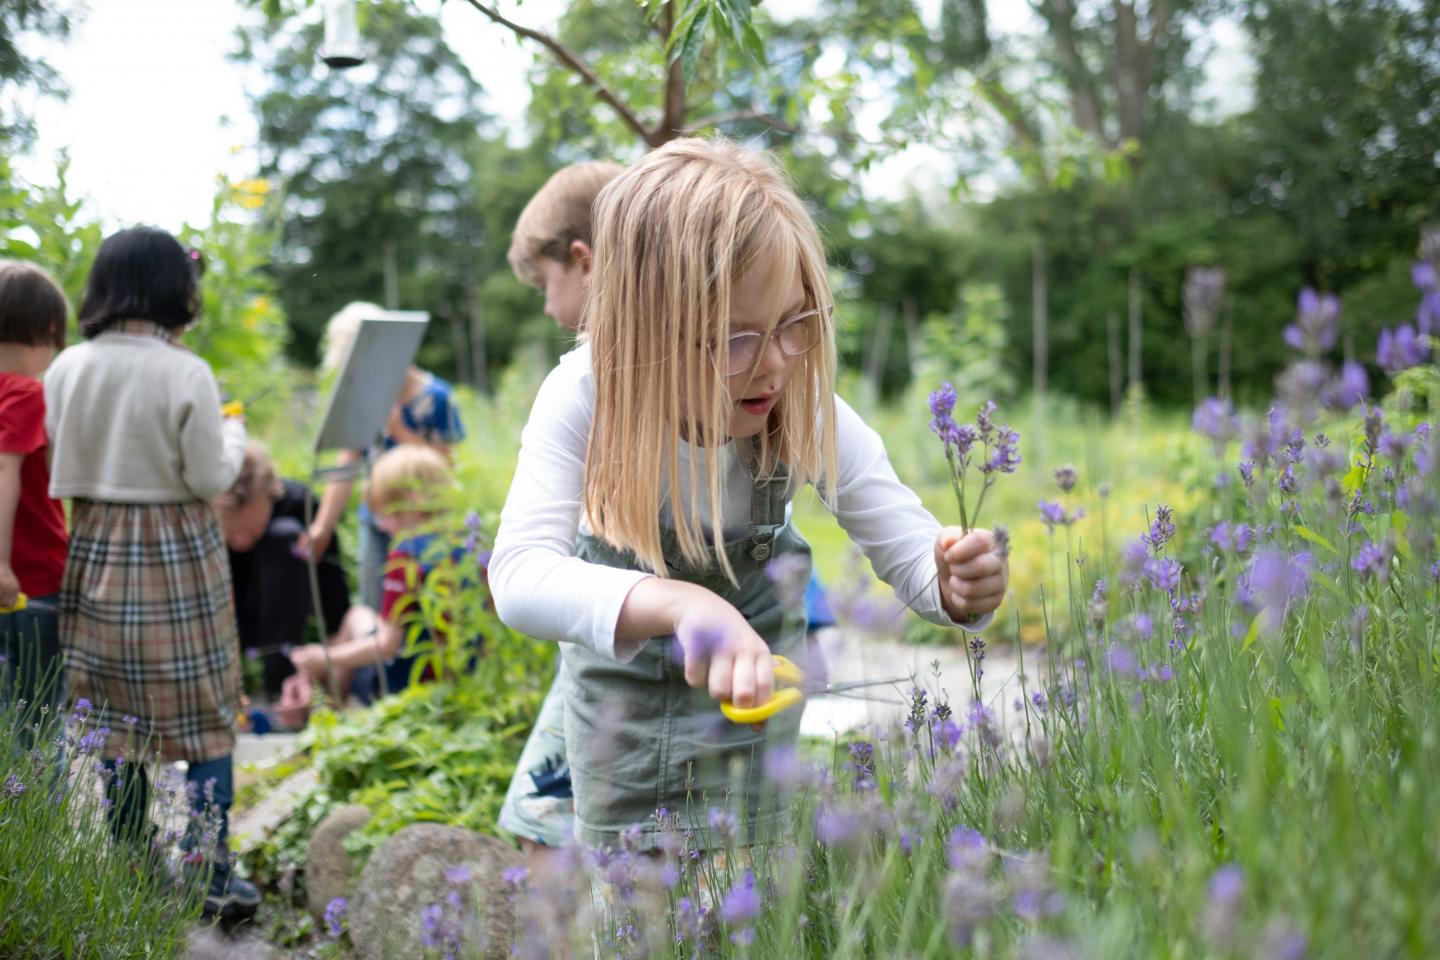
[929,385,1022,533]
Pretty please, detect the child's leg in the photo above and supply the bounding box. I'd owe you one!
[0,597,66,749]
[183,753,260,916]
[102,757,153,847]
[184,755,234,851]
[498,668,575,864]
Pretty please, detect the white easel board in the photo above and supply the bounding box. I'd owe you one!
[312,309,430,454]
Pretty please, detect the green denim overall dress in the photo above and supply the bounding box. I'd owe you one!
[562,451,809,852]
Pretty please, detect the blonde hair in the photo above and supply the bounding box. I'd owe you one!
[583,138,838,580]
[508,161,624,288]
[321,300,383,371]
[368,444,454,516]
[216,443,284,510]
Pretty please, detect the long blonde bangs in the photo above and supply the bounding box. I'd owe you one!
[583,138,838,580]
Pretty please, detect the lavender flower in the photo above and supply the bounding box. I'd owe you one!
[3,773,24,799]
[720,870,760,925]
[815,806,864,845]
[323,897,348,938]
[1204,864,1245,946]
[1038,500,1084,530]
[982,426,1022,475]
[1192,397,1237,445]
[1053,465,1078,493]
[1351,539,1390,579]
[1244,550,1313,631]
[1378,324,1429,373]
[1323,361,1369,412]
[994,526,1011,559]
[1285,288,1339,355]
[1260,918,1309,960]
[1144,557,1183,595]
[502,865,528,888]
[1144,505,1176,553]
[765,554,811,610]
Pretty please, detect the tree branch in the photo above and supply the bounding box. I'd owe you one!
[1034,0,1107,144]
[685,108,800,136]
[461,0,660,147]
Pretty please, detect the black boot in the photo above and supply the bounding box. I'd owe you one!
[186,854,260,920]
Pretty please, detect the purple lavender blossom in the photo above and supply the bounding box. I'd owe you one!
[1192,397,1237,445]
[1323,361,1369,412]
[994,526,1011,559]
[1038,500,1084,530]
[1378,324,1429,373]
[1284,288,1339,355]
[1129,613,1155,641]
[1106,644,1139,676]
[929,382,958,422]
[720,870,760,925]
[1238,461,1255,487]
[1351,540,1389,579]
[76,727,111,755]
[763,744,802,785]
[502,865,528,888]
[1053,465,1078,493]
[1143,505,1176,553]
[1183,266,1226,337]
[979,425,1022,476]
[1245,550,1313,631]
[765,554,811,610]
[815,806,864,845]
[3,773,24,799]
[1144,557,1183,595]
[323,897,347,938]
[1204,864,1246,945]
[947,826,988,871]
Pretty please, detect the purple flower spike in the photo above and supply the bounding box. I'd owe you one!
[1192,397,1237,444]
[720,870,760,925]
[323,897,348,938]
[982,426,1022,475]
[1286,288,1339,355]
[1323,361,1369,412]
[1053,465,1078,493]
[929,382,957,420]
[3,773,25,799]
[1378,324,1429,373]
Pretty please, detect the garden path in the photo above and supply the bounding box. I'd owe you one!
[799,632,1039,738]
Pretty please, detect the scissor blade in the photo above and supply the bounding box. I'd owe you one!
[822,676,910,695]
[820,689,907,705]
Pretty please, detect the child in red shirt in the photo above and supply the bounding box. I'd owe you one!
[0,259,70,730]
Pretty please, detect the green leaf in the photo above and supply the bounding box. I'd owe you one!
[1293,525,1338,555]
[1240,615,1263,653]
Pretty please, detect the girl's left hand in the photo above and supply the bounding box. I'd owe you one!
[934,527,1008,624]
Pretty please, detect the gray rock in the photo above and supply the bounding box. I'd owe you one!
[186,926,279,960]
[348,824,522,960]
[305,803,373,921]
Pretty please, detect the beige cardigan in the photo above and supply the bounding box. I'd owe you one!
[44,330,246,503]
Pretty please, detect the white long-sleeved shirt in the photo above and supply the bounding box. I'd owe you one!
[490,344,983,662]
[45,331,246,503]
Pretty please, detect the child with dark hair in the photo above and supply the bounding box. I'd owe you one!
[0,259,70,735]
[43,226,257,919]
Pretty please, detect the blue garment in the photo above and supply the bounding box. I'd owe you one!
[368,532,480,697]
[804,571,836,631]
[357,373,467,604]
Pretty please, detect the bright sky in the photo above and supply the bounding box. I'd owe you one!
[11,0,1250,231]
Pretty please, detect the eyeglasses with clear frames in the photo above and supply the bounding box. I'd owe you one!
[722,304,831,377]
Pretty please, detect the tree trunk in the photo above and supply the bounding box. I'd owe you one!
[449,309,472,388]
[864,303,895,397]
[901,296,921,374]
[382,239,399,309]
[1218,295,1232,402]
[1037,0,1106,142]
[1127,268,1142,396]
[469,280,488,394]
[1107,307,1122,416]
[1031,238,1048,403]
[1112,1,1146,146]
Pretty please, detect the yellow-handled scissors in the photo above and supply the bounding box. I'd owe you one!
[720,654,909,724]
[0,592,27,614]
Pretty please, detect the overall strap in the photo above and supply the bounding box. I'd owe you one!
[747,437,790,561]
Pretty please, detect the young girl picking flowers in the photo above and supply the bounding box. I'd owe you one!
[489,139,1008,853]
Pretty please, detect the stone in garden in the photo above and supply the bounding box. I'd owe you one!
[348,823,522,960]
[305,803,373,921]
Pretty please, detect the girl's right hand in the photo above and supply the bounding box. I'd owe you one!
[674,594,774,713]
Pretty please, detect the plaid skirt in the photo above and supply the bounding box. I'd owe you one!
[61,500,241,763]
